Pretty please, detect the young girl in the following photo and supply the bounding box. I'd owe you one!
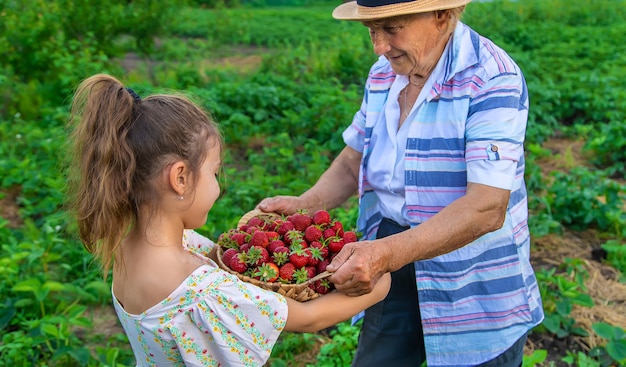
[66,74,390,366]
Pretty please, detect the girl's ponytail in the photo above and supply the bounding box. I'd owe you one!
[68,74,138,278]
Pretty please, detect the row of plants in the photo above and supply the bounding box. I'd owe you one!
[0,0,624,365]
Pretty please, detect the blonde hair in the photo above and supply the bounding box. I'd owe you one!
[67,74,222,278]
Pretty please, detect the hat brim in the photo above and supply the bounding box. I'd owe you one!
[332,0,472,21]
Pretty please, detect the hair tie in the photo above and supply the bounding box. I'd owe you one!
[126,87,141,103]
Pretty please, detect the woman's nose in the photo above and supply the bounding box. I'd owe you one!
[371,32,391,55]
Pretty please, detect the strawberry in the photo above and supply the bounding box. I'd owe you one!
[249,231,269,248]
[327,236,345,253]
[217,230,240,249]
[306,247,324,267]
[289,246,309,269]
[290,212,312,232]
[293,267,310,284]
[312,209,331,226]
[254,263,279,282]
[222,248,239,266]
[229,253,248,274]
[330,220,344,236]
[276,220,295,236]
[305,266,317,279]
[279,263,296,282]
[247,216,265,228]
[272,246,290,266]
[284,229,304,247]
[267,239,286,254]
[323,227,337,239]
[239,243,252,254]
[343,230,358,244]
[316,258,330,273]
[231,232,247,247]
[314,279,332,294]
[265,231,280,241]
[246,246,270,266]
[309,241,328,259]
[304,225,323,243]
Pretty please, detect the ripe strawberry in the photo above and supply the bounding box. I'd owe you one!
[276,220,295,236]
[304,225,323,243]
[305,266,317,279]
[323,227,337,239]
[314,279,332,294]
[246,246,270,266]
[312,209,331,226]
[279,263,296,282]
[222,248,239,266]
[254,263,279,282]
[309,241,329,259]
[306,247,324,267]
[239,243,252,254]
[330,220,344,236]
[293,267,310,284]
[272,246,290,266]
[316,258,330,273]
[247,216,265,228]
[327,236,345,253]
[231,232,247,247]
[284,229,304,247]
[290,212,312,232]
[289,246,309,269]
[343,230,358,244]
[249,231,269,248]
[217,230,239,249]
[228,253,248,274]
[267,239,286,254]
[265,231,280,241]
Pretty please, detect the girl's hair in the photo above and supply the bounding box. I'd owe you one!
[67,74,222,278]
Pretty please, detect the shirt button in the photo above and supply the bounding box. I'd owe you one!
[491,145,499,152]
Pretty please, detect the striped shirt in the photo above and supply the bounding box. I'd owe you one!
[343,22,544,366]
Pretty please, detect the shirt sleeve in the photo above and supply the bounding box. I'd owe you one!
[466,159,516,190]
[183,229,216,256]
[171,269,288,366]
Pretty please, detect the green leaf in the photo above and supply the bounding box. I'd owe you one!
[605,339,626,362]
[41,323,59,338]
[12,278,42,293]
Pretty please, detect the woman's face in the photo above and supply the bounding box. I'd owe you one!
[364,12,449,77]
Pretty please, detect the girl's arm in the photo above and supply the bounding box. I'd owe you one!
[283,272,391,333]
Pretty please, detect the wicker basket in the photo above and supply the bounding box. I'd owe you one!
[215,209,332,302]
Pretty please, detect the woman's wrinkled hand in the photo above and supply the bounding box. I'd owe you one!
[326,240,390,297]
[256,196,306,216]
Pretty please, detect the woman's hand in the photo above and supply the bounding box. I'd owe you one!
[326,239,392,296]
[256,196,308,216]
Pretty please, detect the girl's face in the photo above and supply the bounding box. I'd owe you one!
[365,12,447,76]
[182,141,221,229]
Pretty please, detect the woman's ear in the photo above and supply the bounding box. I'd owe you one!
[168,161,188,197]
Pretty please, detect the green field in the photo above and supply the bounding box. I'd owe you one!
[0,0,625,365]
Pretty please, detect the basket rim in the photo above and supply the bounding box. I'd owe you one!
[237,209,282,228]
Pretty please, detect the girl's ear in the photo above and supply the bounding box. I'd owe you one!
[169,161,188,196]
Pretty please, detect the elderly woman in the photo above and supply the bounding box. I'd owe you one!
[258,0,544,366]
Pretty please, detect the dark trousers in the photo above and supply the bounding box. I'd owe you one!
[351,218,426,367]
[351,218,527,367]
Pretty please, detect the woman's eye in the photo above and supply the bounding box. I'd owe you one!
[384,26,401,34]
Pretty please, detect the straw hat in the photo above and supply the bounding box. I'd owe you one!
[333,0,472,21]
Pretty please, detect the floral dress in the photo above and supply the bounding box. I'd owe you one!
[112,230,288,366]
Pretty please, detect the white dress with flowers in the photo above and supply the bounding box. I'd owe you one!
[112,230,288,367]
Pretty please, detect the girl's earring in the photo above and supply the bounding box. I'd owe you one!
[178,195,184,201]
